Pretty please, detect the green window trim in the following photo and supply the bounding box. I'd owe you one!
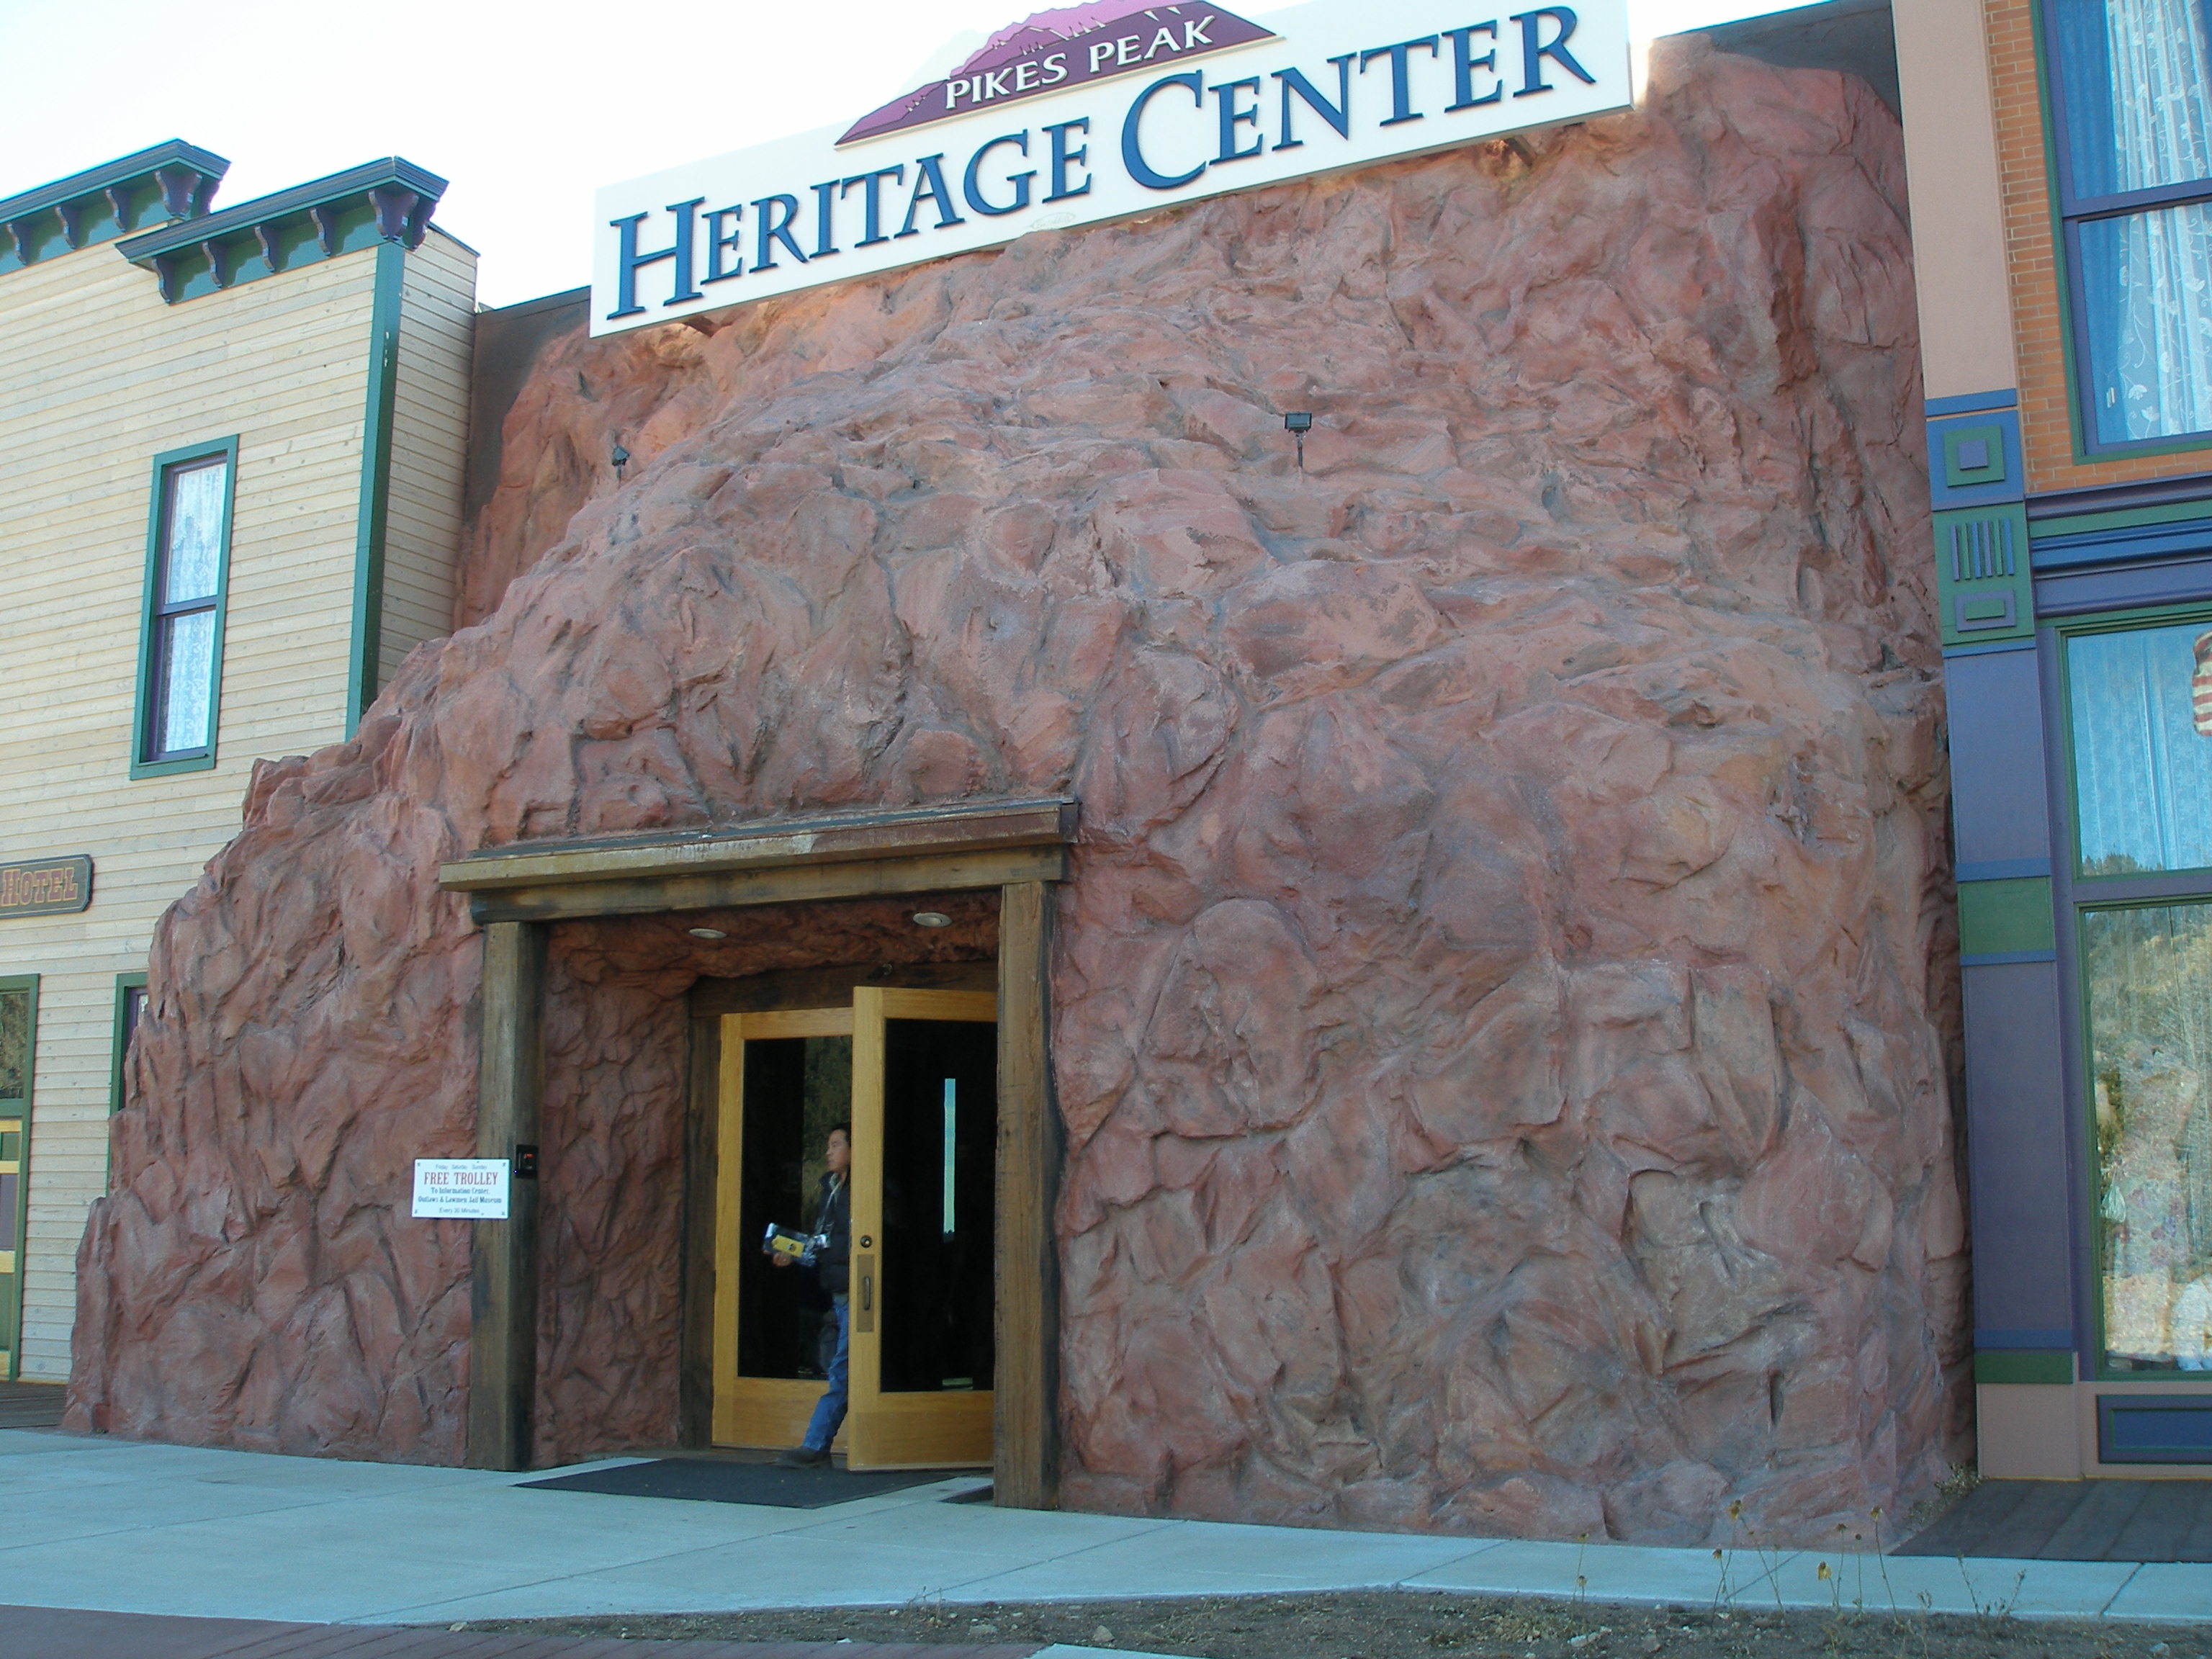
[344,239,405,739]
[130,436,240,781]
[109,972,148,1118]
[0,972,38,1384]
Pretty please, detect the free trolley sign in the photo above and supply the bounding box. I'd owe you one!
[0,855,93,919]
[411,1158,511,1220]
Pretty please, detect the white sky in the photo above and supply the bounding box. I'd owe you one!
[0,0,1824,307]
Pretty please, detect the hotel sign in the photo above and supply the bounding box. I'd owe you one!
[592,0,1632,336]
[0,856,93,919]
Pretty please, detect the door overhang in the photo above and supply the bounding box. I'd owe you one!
[436,796,1075,1509]
[438,797,1074,922]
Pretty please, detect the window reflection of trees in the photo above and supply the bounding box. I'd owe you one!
[2090,903,2212,1367]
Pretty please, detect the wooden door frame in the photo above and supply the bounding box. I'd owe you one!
[437,796,1072,1508]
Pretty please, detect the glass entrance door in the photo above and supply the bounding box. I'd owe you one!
[711,1006,855,1451]
[848,987,997,1468]
[711,989,997,1467]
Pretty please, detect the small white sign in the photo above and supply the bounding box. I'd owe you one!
[411,1158,511,1220]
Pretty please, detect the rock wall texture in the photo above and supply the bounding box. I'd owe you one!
[71,40,1967,1545]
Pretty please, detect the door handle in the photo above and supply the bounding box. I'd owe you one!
[855,1252,876,1333]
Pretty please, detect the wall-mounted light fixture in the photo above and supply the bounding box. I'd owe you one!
[912,912,953,929]
[1284,411,1313,472]
[687,925,727,940]
[611,443,631,481]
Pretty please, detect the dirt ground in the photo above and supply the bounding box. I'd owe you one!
[467,1588,2206,1658]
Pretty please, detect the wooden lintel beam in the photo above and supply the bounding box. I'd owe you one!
[464,845,1066,925]
[439,799,1077,895]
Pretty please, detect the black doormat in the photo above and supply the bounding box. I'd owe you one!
[518,1458,963,1509]
[1894,1478,2212,1561]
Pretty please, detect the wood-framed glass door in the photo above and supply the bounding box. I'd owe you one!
[847,986,997,1469]
[709,987,998,1468]
[711,1006,855,1451]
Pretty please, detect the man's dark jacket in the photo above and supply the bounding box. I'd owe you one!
[812,1172,850,1297]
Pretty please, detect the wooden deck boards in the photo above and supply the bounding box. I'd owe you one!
[1897,1478,2212,1560]
[0,1380,65,1429]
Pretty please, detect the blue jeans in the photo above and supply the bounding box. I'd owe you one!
[802,1294,849,1452]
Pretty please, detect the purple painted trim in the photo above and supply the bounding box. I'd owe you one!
[1928,390,2018,418]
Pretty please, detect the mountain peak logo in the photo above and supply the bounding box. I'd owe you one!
[839,3,1279,146]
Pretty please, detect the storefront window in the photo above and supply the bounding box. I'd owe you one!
[0,986,27,1102]
[2088,902,2212,1370]
[2068,619,2212,875]
[132,441,234,776]
[2079,203,2212,444]
[2047,0,2212,449]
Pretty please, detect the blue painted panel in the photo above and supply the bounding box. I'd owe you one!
[1928,409,2024,511]
[2036,553,2212,618]
[1927,390,2018,418]
[2100,1396,2212,1462]
[1963,961,2077,1346]
[1945,648,2054,868]
[2032,516,2212,570]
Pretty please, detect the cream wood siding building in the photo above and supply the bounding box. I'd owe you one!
[0,143,475,1380]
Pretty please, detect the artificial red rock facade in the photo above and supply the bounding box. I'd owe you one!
[69,40,1967,1546]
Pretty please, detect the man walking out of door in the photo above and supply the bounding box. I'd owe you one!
[777,1123,851,1468]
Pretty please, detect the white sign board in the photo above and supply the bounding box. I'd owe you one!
[411,1158,511,1220]
[593,0,1632,336]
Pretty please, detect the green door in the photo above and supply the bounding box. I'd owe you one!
[0,976,36,1382]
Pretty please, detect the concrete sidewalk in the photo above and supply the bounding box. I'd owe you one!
[0,1606,1144,1659]
[4,1429,2210,1628]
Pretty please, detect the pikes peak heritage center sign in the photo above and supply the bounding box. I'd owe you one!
[592,0,1632,333]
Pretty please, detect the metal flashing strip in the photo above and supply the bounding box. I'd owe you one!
[1960,950,2059,967]
[1941,637,2037,660]
[114,157,447,304]
[1926,389,2018,418]
[1956,858,2053,882]
[0,140,226,274]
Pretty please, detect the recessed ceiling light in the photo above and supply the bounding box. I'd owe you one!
[688,926,728,940]
[911,912,953,929]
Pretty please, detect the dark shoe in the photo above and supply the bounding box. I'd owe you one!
[775,1446,830,1468]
